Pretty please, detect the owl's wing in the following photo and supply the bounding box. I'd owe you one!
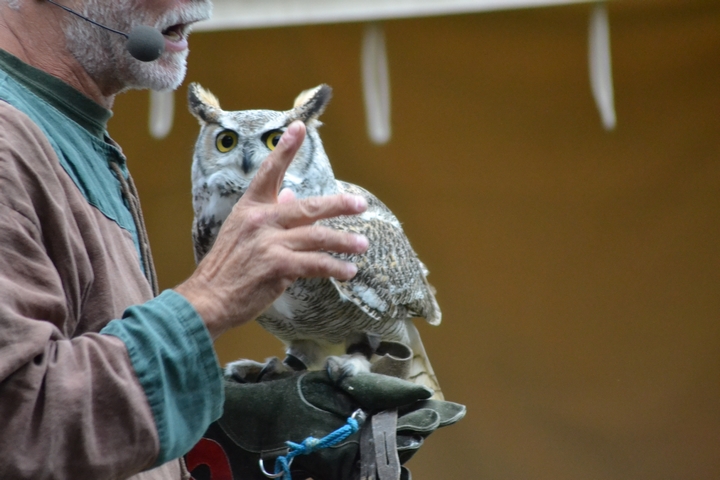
[321,182,441,325]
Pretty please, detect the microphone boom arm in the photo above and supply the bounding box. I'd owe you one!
[46,0,129,38]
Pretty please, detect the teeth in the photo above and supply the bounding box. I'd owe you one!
[162,25,185,41]
[163,29,181,41]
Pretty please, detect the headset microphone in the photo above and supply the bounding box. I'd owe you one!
[46,0,165,62]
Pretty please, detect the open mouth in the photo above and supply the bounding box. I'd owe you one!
[161,24,187,42]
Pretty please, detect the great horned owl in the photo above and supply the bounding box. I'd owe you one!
[188,83,443,398]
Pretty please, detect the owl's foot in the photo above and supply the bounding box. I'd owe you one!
[326,354,372,384]
[225,357,291,383]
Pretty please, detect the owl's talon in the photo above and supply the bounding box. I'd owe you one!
[226,357,289,383]
[326,354,372,384]
[226,359,266,382]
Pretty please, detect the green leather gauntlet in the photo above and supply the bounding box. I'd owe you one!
[185,365,465,480]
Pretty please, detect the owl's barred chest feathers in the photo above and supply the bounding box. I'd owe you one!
[264,277,410,345]
[188,82,443,396]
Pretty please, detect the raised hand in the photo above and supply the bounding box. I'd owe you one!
[175,121,369,339]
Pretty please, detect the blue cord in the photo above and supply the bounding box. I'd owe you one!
[273,409,366,480]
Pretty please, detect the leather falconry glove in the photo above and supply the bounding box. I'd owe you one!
[185,360,465,480]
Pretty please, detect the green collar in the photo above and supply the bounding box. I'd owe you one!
[0,49,111,139]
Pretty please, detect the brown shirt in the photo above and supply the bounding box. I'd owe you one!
[0,51,221,479]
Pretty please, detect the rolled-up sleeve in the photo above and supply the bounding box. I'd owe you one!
[102,290,224,466]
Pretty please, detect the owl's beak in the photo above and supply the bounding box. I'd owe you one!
[241,146,254,175]
[241,156,253,175]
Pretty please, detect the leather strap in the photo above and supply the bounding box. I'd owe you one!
[358,409,401,480]
[358,416,376,480]
[372,409,400,480]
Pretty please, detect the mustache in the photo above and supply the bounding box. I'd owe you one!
[152,1,213,33]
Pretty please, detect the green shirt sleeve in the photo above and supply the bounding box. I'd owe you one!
[100,289,224,466]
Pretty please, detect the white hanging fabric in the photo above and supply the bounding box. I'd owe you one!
[361,22,392,144]
[588,1,616,130]
[146,2,606,139]
[149,89,175,139]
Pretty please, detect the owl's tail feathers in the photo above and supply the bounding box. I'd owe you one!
[422,273,442,326]
[425,287,442,326]
[405,320,444,401]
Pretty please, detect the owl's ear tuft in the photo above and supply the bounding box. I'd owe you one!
[188,82,222,124]
[289,84,332,125]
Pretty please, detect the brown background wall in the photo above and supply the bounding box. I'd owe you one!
[110,1,720,478]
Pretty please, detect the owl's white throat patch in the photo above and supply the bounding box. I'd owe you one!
[269,294,296,320]
[284,172,303,185]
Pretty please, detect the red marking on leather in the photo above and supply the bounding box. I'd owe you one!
[186,437,233,480]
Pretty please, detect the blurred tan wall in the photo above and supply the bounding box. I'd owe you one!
[110,1,720,478]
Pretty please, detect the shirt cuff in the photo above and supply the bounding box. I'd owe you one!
[101,289,224,466]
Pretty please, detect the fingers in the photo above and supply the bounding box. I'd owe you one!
[285,251,359,281]
[245,121,306,204]
[275,223,368,282]
[282,224,369,256]
[276,193,368,229]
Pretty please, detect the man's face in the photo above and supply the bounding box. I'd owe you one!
[64,0,212,93]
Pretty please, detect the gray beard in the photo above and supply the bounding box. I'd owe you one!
[63,0,210,93]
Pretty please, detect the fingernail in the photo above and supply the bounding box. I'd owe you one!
[354,195,367,211]
[346,262,358,278]
[355,234,369,251]
[281,121,302,145]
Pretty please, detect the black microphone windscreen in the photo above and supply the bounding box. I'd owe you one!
[126,26,165,62]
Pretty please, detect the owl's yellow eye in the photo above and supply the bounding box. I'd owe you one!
[215,130,238,153]
[262,130,283,151]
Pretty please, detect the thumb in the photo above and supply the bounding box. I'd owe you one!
[244,121,306,204]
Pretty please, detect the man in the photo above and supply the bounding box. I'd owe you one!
[0,0,369,478]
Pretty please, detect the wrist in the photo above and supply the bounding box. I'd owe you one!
[174,279,227,340]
